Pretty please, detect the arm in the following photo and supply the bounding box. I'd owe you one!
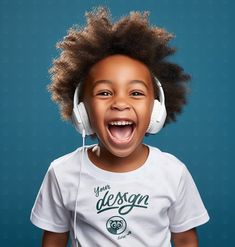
[42,230,69,247]
[171,228,198,247]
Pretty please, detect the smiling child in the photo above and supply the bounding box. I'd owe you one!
[30,7,209,247]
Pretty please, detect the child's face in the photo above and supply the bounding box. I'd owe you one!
[83,55,154,158]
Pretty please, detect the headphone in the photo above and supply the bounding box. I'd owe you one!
[72,76,167,136]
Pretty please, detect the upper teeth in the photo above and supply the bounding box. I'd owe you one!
[109,121,133,126]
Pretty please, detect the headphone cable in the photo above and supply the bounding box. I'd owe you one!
[73,129,86,247]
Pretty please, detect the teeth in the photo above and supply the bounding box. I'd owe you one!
[109,121,133,126]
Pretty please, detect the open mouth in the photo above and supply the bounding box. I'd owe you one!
[107,120,135,143]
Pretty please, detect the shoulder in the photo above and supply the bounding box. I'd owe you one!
[51,146,82,166]
[48,146,85,182]
[44,146,89,205]
[148,145,186,170]
[148,145,187,182]
[147,145,195,202]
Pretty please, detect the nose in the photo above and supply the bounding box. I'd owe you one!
[111,94,131,111]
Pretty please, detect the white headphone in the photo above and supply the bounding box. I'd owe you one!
[72,76,167,135]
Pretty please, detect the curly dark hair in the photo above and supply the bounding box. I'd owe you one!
[48,6,191,126]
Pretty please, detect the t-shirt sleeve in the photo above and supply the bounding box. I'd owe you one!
[168,164,210,233]
[30,165,70,233]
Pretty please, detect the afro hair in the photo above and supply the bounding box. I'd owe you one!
[48,6,191,126]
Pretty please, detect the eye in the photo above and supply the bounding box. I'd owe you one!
[130,91,145,97]
[96,91,112,97]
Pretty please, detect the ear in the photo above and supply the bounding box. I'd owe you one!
[146,76,167,134]
[146,99,167,134]
[72,85,95,135]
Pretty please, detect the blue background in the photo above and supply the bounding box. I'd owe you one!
[0,0,234,246]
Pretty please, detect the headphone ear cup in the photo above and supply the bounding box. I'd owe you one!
[72,102,94,135]
[147,100,167,134]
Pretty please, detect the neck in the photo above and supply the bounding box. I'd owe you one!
[88,143,149,173]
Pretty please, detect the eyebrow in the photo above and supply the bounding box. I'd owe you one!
[93,79,149,88]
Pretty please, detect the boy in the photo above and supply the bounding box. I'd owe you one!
[30,7,209,247]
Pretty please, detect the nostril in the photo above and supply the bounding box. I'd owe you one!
[111,103,131,111]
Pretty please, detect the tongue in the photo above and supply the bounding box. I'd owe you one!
[109,125,133,140]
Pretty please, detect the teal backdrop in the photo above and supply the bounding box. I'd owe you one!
[0,0,234,246]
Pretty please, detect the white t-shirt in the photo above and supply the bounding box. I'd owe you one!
[30,145,209,247]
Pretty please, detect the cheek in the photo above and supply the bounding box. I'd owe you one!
[85,100,105,128]
[138,101,154,129]
[138,100,154,118]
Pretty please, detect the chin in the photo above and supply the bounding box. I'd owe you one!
[105,144,140,158]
